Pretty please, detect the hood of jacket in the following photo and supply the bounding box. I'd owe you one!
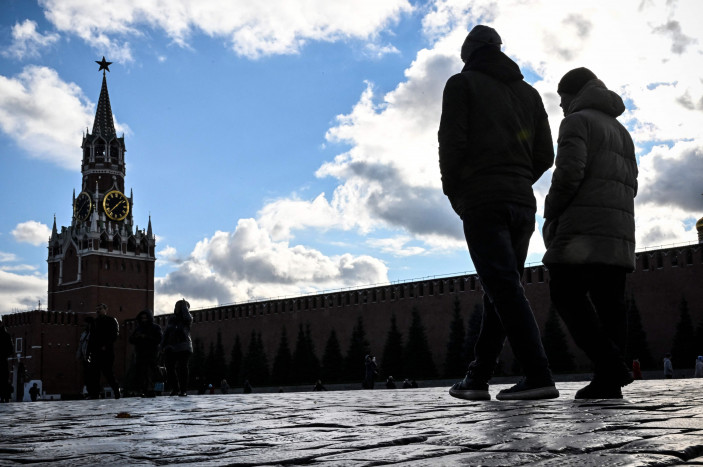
[136,309,154,324]
[462,46,523,83]
[566,79,626,118]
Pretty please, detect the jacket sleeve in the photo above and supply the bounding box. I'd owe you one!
[438,74,470,200]
[531,114,554,182]
[544,114,588,220]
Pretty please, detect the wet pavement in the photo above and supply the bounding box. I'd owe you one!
[1,379,703,466]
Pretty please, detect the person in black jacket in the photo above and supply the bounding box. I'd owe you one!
[0,321,13,403]
[543,68,637,399]
[129,309,162,397]
[160,299,193,396]
[88,303,121,399]
[439,25,557,401]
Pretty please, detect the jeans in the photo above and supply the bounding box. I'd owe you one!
[548,264,628,377]
[165,350,190,393]
[88,350,119,398]
[463,203,551,382]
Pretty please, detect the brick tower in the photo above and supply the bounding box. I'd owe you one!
[47,58,155,321]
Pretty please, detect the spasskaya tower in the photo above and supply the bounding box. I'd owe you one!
[47,58,155,320]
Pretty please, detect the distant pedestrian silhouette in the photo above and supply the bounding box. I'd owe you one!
[87,303,120,399]
[695,356,703,378]
[632,359,642,380]
[0,321,13,403]
[363,354,377,389]
[440,24,557,401]
[663,354,674,379]
[161,299,193,397]
[129,309,162,397]
[28,383,40,401]
[385,376,396,389]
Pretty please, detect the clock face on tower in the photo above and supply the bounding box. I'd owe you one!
[74,191,92,221]
[103,190,130,221]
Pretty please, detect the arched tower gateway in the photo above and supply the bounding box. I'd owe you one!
[47,58,155,321]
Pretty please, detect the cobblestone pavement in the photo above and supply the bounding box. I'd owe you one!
[1,379,703,466]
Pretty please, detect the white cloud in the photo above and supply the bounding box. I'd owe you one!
[0,66,129,169]
[367,236,426,257]
[0,252,18,263]
[2,19,60,60]
[40,0,413,60]
[11,221,52,246]
[155,218,388,308]
[292,0,703,258]
[0,270,46,316]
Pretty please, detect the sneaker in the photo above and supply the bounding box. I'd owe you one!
[575,381,623,399]
[496,378,559,401]
[449,372,490,401]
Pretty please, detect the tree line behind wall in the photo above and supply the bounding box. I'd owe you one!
[186,294,703,389]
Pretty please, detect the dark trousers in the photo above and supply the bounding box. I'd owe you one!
[0,362,9,402]
[165,351,190,393]
[548,264,629,378]
[463,203,551,382]
[88,351,119,398]
[135,352,158,395]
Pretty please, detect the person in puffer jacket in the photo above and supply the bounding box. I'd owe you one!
[543,67,638,400]
[129,309,162,397]
[161,299,193,396]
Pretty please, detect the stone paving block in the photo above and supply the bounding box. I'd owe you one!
[637,417,703,430]
[313,444,464,465]
[528,452,682,466]
[388,451,555,466]
[616,434,703,461]
[485,431,643,454]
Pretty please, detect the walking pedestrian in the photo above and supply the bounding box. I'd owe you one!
[0,321,13,403]
[694,356,703,378]
[663,354,674,379]
[632,358,642,380]
[363,354,377,390]
[28,383,40,401]
[129,309,162,397]
[543,67,638,399]
[87,303,120,399]
[161,299,193,397]
[439,25,557,401]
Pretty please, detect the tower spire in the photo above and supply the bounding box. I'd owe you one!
[92,58,116,138]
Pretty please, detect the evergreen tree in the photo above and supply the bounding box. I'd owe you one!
[541,305,575,373]
[404,307,436,379]
[213,331,227,384]
[228,335,243,386]
[443,297,466,378]
[205,341,217,384]
[625,296,654,369]
[671,296,696,369]
[321,329,344,383]
[463,303,483,364]
[696,317,703,357]
[344,316,370,382]
[381,314,404,380]
[271,326,293,385]
[189,338,206,389]
[243,331,269,386]
[292,323,320,384]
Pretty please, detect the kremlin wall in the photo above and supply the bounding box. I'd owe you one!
[4,240,702,397]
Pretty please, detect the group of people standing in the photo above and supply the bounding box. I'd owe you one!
[439,25,638,400]
[77,299,193,398]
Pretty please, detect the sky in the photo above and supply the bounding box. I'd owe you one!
[1,0,702,316]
